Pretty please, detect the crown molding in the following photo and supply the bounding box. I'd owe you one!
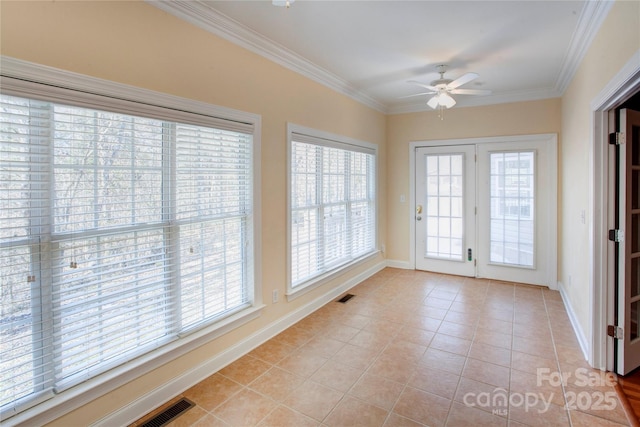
[554,0,614,94]
[149,0,612,115]
[149,0,387,113]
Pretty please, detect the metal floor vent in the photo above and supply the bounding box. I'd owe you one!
[337,293,355,303]
[140,398,195,427]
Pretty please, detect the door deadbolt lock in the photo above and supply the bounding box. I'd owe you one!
[416,205,423,214]
[416,216,422,221]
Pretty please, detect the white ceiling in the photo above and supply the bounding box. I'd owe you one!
[152,1,613,114]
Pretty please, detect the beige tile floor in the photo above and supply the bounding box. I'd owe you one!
[138,268,633,427]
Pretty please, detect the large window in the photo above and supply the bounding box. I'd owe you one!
[288,127,376,291]
[0,85,256,418]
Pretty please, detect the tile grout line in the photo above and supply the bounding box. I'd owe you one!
[442,277,487,427]
[505,280,516,427]
[543,285,574,427]
[166,270,585,426]
[296,272,403,425]
[429,275,471,426]
[342,273,411,427]
[380,277,440,427]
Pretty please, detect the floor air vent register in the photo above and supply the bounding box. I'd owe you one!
[337,293,355,303]
[138,398,195,427]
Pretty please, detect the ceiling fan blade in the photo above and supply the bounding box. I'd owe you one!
[427,95,440,109]
[449,88,492,96]
[408,80,439,92]
[398,92,436,99]
[447,72,479,90]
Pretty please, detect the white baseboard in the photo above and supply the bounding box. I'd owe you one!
[385,259,413,269]
[557,281,590,362]
[93,260,386,427]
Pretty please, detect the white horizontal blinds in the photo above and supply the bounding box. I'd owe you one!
[322,146,348,268]
[51,230,170,388]
[51,107,165,232]
[291,135,375,287]
[0,95,53,411]
[50,106,171,388]
[290,142,320,284]
[175,124,251,330]
[0,91,254,415]
[349,151,375,257]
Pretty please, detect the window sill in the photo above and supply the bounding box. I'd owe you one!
[286,250,380,301]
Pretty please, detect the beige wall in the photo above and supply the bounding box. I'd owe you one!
[385,99,562,264]
[0,1,386,425]
[560,0,640,339]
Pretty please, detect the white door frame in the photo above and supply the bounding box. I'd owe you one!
[409,134,558,289]
[590,50,640,371]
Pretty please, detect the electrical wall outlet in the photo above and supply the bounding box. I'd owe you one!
[272,289,278,303]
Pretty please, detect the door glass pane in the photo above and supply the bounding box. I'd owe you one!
[633,214,640,253]
[634,170,640,210]
[489,151,535,267]
[631,301,639,341]
[631,257,640,299]
[424,154,463,260]
[439,196,451,216]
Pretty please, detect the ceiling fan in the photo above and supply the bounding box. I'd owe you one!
[404,65,491,109]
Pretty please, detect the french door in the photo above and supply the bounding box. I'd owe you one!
[414,135,557,287]
[615,108,640,375]
[415,145,475,276]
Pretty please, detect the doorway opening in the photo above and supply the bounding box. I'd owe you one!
[610,94,640,375]
[590,57,640,374]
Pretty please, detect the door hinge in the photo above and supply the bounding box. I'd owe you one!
[609,132,626,145]
[608,325,624,339]
[609,229,624,243]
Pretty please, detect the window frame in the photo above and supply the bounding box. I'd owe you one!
[0,56,263,425]
[286,123,378,300]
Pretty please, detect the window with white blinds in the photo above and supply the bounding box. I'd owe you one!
[0,92,254,416]
[289,129,376,289]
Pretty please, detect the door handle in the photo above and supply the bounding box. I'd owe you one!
[416,216,422,221]
[416,205,423,214]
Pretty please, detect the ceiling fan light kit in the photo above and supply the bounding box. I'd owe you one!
[272,0,294,8]
[427,92,456,109]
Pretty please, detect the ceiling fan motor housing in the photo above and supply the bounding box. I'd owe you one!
[431,78,453,90]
